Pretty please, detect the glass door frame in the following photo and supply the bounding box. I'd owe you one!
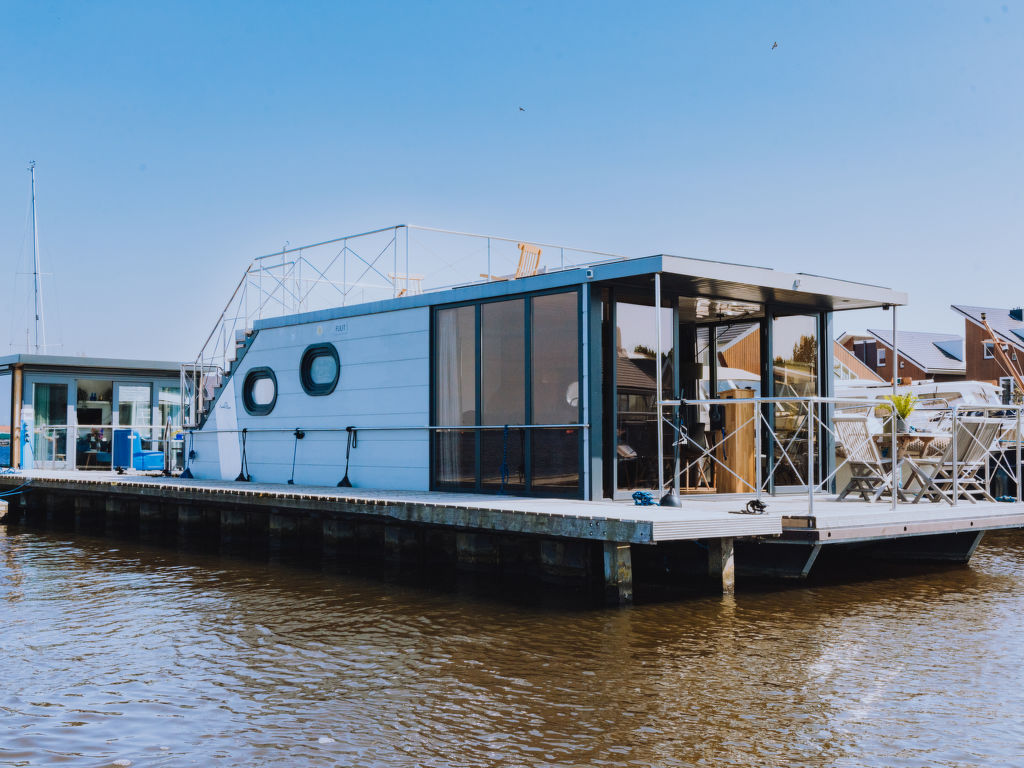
[31,380,72,470]
[429,286,586,498]
[761,308,834,495]
[605,287,680,500]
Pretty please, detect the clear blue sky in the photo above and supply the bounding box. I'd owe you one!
[1,1,1021,361]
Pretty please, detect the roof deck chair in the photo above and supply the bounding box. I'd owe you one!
[480,243,542,281]
[904,417,1001,504]
[834,414,906,502]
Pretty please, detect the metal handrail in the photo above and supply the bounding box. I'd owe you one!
[657,395,1024,507]
[188,423,588,435]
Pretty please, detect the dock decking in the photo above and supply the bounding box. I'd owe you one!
[3,471,1024,602]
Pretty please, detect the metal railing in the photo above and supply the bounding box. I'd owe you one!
[659,396,1024,508]
[182,225,625,427]
[25,424,185,472]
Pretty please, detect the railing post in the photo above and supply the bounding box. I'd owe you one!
[807,400,815,513]
[1017,405,1022,504]
[654,273,665,496]
[755,398,763,501]
[952,407,959,506]
[890,395,898,510]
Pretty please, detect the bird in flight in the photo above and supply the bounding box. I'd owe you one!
[519,106,525,111]
[771,41,778,50]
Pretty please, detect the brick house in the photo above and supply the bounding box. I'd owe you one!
[951,304,1024,387]
[839,329,966,384]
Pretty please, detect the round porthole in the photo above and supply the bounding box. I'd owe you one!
[300,343,340,396]
[242,367,278,415]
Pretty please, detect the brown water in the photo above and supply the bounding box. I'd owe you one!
[2,526,1023,768]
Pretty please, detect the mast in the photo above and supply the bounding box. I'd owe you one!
[29,161,46,353]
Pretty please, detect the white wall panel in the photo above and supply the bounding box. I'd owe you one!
[192,306,431,490]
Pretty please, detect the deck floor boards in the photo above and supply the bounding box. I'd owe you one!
[3,470,1024,544]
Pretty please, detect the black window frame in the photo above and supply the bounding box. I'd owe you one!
[429,287,584,499]
[300,343,340,396]
[242,367,278,416]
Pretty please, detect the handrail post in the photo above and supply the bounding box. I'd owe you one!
[952,407,959,506]
[1017,405,1022,504]
[755,398,763,501]
[654,273,665,495]
[807,399,815,513]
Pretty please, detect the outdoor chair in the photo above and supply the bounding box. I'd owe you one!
[834,414,906,502]
[904,417,1001,504]
[480,242,542,281]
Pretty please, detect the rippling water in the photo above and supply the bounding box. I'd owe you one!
[2,525,1024,767]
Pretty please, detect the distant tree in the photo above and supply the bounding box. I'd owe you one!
[633,344,656,359]
[791,335,816,364]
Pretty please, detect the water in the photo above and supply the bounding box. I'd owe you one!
[2,526,1023,767]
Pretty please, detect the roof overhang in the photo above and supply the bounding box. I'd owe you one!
[0,354,183,376]
[590,255,907,312]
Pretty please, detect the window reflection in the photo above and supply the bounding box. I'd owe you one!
[615,302,673,491]
[772,315,819,488]
[435,305,476,487]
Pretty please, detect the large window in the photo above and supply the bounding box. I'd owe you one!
[76,379,113,470]
[481,299,526,492]
[614,302,673,491]
[433,290,581,496]
[33,383,68,467]
[434,305,476,487]
[0,373,11,468]
[772,314,819,488]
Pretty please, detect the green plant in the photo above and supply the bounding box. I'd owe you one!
[882,392,918,419]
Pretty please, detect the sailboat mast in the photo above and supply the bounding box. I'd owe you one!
[29,161,45,353]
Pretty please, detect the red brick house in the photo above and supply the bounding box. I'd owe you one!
[839,329,966,384]
[951,304,1024,387]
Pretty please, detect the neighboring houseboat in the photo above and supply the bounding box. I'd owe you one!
[184,227,906,500]
[0,355,186,472]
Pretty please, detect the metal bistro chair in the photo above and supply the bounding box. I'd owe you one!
[904,417,1001,504]
[834,414,906,503]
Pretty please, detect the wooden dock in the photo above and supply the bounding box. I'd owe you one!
[3,471,1024,603]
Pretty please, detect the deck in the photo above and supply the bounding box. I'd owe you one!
[4,471,1024,600]
[0,470,781,544]
[4,470,1024,545]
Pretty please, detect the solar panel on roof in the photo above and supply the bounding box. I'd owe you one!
[933,338,964,361]
[1012,328,1024,344]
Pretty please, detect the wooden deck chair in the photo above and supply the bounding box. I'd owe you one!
[480,243,542,281]
[834,414,905,502]
[905,417,1001,504]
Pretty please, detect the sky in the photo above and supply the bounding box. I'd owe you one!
[1,1,1022,361]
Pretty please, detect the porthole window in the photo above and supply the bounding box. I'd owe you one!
[300,343,340,396]
[242,367,277,415]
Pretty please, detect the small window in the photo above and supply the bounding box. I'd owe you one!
[242,367,277,415]
[984,342,994,359]
[300,343,340,396]
[877,348,886,367]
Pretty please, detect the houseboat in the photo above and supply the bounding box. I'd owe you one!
[183,225,906,501]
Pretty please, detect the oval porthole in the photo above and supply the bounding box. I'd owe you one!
[242,367,278,415]
[300,343,340,396]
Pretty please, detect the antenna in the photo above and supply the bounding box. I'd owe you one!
[28,161,46,353]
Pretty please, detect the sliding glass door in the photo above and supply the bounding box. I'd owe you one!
[433,290,582,497]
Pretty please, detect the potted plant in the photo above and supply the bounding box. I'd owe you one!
[881,393,918,432]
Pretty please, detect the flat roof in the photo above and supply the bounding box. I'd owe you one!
[255,253,908,332]
[0,354,183,374]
